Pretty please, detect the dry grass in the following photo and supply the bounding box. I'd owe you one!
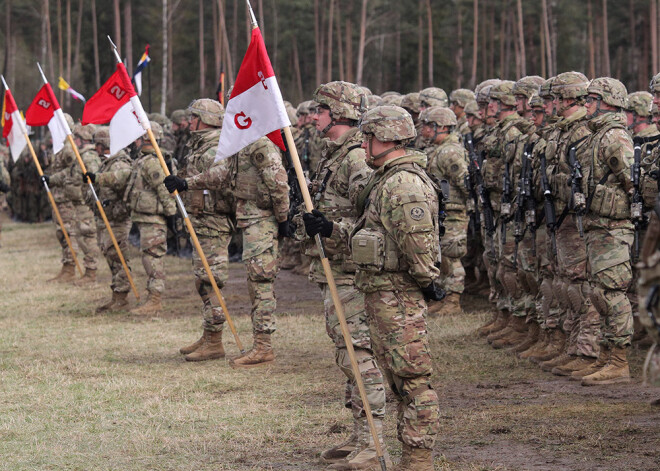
[0,217,658,471]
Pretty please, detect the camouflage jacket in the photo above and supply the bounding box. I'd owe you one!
[92,150,132,221]
[174,129,192,168]
[187,136,289,228]
[424,132,469,211]
[0,156,10,188]
[46,140,77,203]
[634,126,660,210]
[180,128,233,236]
[305,126,372,285]
[457,114,470,137]
[342,150,441,293]
[295,124,323,177]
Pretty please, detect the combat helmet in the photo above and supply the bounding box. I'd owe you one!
[489,80,517,106]
[365,94,383,110]
[419,87,448,108]
[513,76,545,99]
[449,89,476,108]
[381,91,401,99]
[148,121,163,142]
[73,123,96,141]
[400,92,422,115]
[188,98,224,127]
[529,92,544,109]
[93,127,110,150]
[170,109,190,125]
[382,94,404,107]
[63,113,75,130]
[313,81,365,134]
[626,91,653,117]
[464,101,481,118]
[476,79,501,106]
[149,113,172,130]
[419,106,457,127]
[587,77,628,109]
[649,72,660,93]
[475,79,501,101]
[538,76,556,98]
[359,105,416,161]
[296,100,316,117]
[552,71,589,99]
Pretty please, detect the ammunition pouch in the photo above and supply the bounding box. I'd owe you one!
[351,228,408,273]
[641,173,658,209]
[587,184,630,219]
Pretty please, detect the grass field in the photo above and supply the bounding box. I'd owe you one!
[0,217,658,471]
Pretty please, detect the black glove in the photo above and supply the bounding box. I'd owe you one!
[421,282,446,302]
[303,209,333,237]
[164,175,188,193]
[84,172,96,184]
[0,181,9,193]
[278,220,294,238]
[40,175,49,185]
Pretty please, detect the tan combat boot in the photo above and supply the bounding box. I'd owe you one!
[230,333,275,368]
[569,346,610,381]
[529,329,565,364]
[48,263,76,283]
[328,418,391,471]
[428,293,461,316]
[508,321,540,353]
[581,346,631,386]
[539,351,573,372]
[179,331,208,355]
[551,355,596,376]
[185,330,225,362]
[477,311,500,337]
[492,316,528,349]
[95,291,129,314]
[396,444,433,471]
[130,292,162,316]
[321,424,358,464]
[73,268,97,286]
[518,329,549,359]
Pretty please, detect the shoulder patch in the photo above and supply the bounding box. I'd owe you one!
[410,206,425,221]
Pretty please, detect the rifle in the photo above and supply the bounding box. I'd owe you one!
[464,133,481,235]
[567,145,586,237]
[471,150,496,255]
[281,130,305,225]
[501,161,513,245]
[513,144,536,267]
[539,152,557,255]
[301,127,311,174]
[438,179,450,239]
[644,284,660,335]
[631,138,646,263]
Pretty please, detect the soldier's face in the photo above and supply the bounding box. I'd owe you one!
[542,97,554,116]
[653,92,660,107]
[296,114,308,127]
[313,106,332,132]
[486,100,499,118]
[532,108,545,127]
[421,124,434,139]
[625,111,634,127]
[515,95,526,115]
[585,94,600,117]
[467,115,482,128]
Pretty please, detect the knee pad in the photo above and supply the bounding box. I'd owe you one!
[588,285,608,316]
[566,283,585,313]
[502,271,520,298]
[526,271,539,297]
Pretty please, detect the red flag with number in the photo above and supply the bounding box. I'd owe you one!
[26,83,69,153]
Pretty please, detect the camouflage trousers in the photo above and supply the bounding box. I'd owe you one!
[516,226,540,324]
[495,220,525,316]
[365,288,439,450]
[242,217,279,335]
[137,222,167,295]
[72,202,99,270]
[53,200,79,266]
[193,231,232,333]
[439,211,468,295]
[481,217,501,305]
[321,283,386,420]
[536,227,562,330]
[96,217,131,293]
[585,219,634,348]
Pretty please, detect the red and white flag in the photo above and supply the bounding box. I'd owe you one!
[82,63,148,155]
[1,89,27,162]
[25,83,70,154]
[215,27,290,162]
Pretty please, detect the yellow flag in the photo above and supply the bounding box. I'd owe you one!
[1,93,6,128]
[58,76,70,91]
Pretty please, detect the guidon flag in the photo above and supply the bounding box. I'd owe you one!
[1,88,28,161]
[25,83,70,154]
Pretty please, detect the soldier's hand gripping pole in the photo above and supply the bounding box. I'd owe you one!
[36,63,140,301]
[1,75,83,277]
[283,125,388,471]
[106,37,245,353]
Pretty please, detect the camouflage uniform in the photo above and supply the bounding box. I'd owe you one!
[0,156,10,242]
[338,106,441,457]
[420,107,470,298]
[449,88,476,137]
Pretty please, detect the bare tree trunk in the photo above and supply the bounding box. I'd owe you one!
[356,0,368,85]
[57,0,63,102]
[231,0,238,70]
[602,0,611,76]
[168,3,174,102]
[488,4,495,78]
[2,0,10,80]
[199,0,205,96]
[124,0,133,76]
[41,0,48,66]
[327,0,335,82]
[113,0,121,52]
[499,6,506,77]
[652,0,658,75]
[540,11,546,78]
[541,0,553,77]
[345,17,354,83]
[426,0,433,86]
[395,13,401,90]
[258,0,265,39]
[336,0,345,82]
[516,0,526,76]
[161,0,168,115]
[417,1,423,90]
[588,0,595,78]
[470,0,478,88]
[91,0,100,88]
[314,0,321,85]
[456,0,463,88]
[73,0,83,81]
[66,0,71,89]
[217,0,234,85]
[271,0,279,70]
[292,38,303,102]
[643,11,650,89]
[213,0,220,79]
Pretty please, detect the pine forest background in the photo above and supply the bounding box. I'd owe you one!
[2,0,660,120]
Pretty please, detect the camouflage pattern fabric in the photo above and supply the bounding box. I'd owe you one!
[53,200,79,265]
[294,123,323,177]
[137,222,167,295]
[97,218,131,293]
[73,202,99,271]
[638,214,660,386]
[194,232,232,332]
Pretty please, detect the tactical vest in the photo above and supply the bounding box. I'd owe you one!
[426,138,467,211]
[123,154,165,216]
[232,148,276,210]
[95,154,131,221]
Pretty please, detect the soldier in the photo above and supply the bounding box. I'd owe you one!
[42,113,84,282]
[420,106,469,315]
[87,122,177,315]
[90,127,133,313]
[401,92,422,124]
[575,78,635,386]
[419,87,448,110]
[449,88,476,136]
[294,100,323,178]
[175,99,234,362]
[305,105,442,470]
[171,109,191,168]
[0,154,10,244]
[166,134,290,368]
[296,81,387,470]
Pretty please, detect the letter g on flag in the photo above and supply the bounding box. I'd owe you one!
[234,111,252,130]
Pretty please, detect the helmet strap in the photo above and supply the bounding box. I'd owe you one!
[368,138,404,163]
